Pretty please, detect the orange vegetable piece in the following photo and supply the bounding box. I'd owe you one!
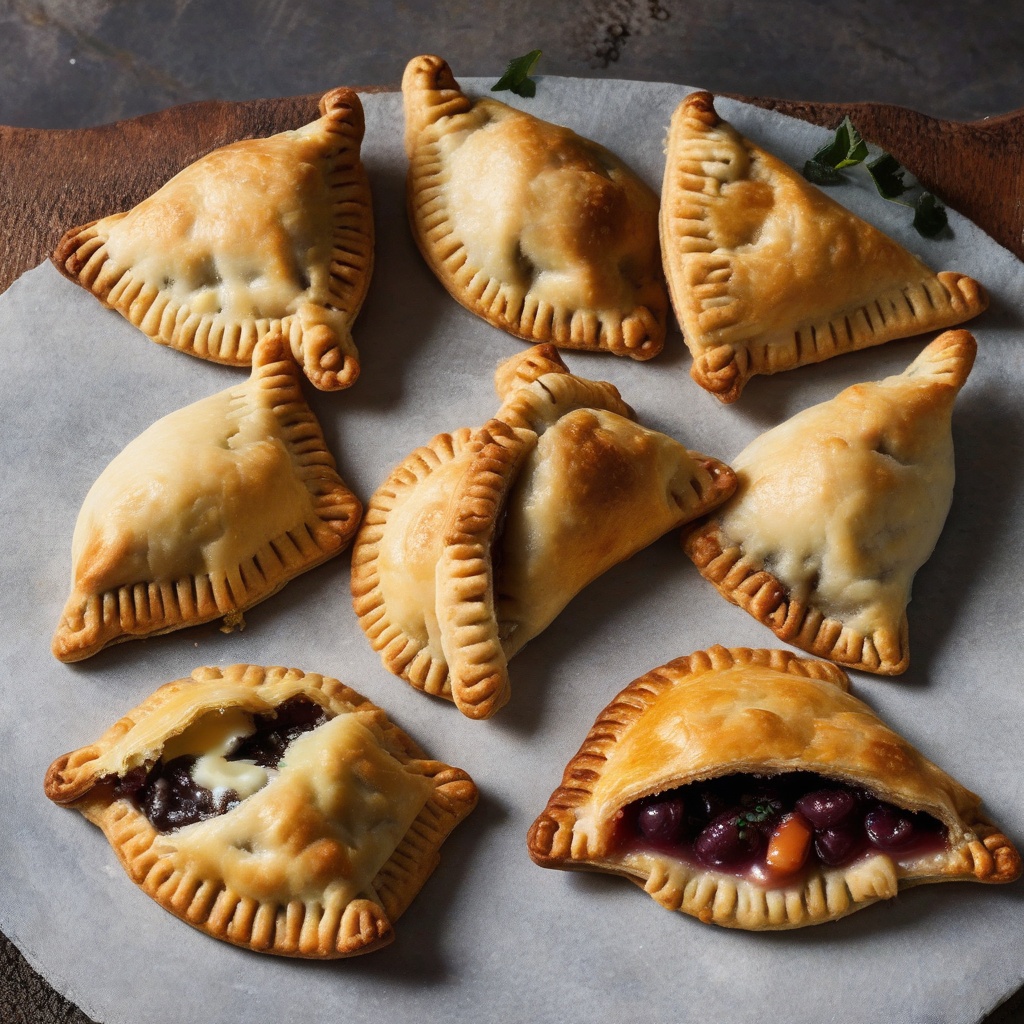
[766,812,813,874]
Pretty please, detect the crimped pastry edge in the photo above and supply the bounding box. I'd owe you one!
[45,664,478,957]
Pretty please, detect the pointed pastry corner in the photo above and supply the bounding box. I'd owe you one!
[401,54,468,148]
[909,328,978,389]
[937,270,988,318]
[493,344,570,398]
[318,86,365,136]
[679,89,720,127]
[401,53,458,95]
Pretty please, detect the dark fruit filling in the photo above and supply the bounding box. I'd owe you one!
[108,698,330,832]
[614,772,946,882]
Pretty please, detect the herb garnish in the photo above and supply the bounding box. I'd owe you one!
[803,116,867,184]
[491,49,543,98]
[732,800,779,839]
[802,118,948,239]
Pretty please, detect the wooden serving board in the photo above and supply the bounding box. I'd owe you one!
[1,89,1023,297]
[2,89,1022,1024]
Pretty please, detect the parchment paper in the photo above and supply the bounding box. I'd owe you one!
[2,79,1023,1024]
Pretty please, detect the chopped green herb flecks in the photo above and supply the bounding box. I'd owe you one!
[913,192,949,238]
[867,153,910,200]
[491,49,542,98]
[804,120,951,239]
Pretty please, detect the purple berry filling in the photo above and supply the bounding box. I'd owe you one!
[615,772,946,882]
[106,697,330,832]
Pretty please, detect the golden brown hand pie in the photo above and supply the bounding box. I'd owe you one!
[403,55,667,360]
[44,664,477,957]
[351,345,736,719]
[528,646,1020,930]
[660,92,987,402]
[52,332,361,662]
[683,329,975,675]
[53,88,373,391]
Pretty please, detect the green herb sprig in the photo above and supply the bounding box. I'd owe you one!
[803,119,948,239]
[491,49,542,99]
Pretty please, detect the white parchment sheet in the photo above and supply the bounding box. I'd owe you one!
[1,80,1023,1024]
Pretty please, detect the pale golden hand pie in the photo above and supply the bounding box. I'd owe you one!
[660,92,987,402]
[44,664,477,957]
[403,55,667,360]
[53,88,373,391]
[53,332,361,662]
[528,646,1020,930]
[683,329,975,675]
[351,344,736,719]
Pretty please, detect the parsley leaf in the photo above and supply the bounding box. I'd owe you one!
[913,192,949,238]
[803,158,844,186]
[491,49,542,98]
[803,116,868,184]
[867,153,910,200]
[804,122,951,240]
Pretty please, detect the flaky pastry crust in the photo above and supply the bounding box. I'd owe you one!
[527,646,1021,930]
[660,92,987,402]
[53,88,373,391]
[351,345,736,718]
[403,55,667,359]
[682,330,975,674]
[53,332,361,662]
[44,664,477,957]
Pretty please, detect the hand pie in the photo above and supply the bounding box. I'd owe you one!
[351,344,736,719]
[44,664,477,957]
[53,88,373,391]
[682,330,975,675]
[53,332,361,662]
[660,92,987,402]
[403,55,667,360]
[527,646,1021,930]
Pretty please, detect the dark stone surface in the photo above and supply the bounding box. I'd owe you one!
[0,0,1022,129]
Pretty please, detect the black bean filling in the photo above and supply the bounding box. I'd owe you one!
[613,771,947,880]
[109,698,330,833]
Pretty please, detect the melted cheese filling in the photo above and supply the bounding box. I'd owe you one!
[162,714,434,904]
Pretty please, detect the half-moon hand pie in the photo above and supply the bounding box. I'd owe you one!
[660,91,987,402]
[53,88,374,391]
[403,55,667,360]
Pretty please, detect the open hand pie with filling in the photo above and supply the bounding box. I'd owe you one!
[44,664,477,957]
[527,646,1020,929]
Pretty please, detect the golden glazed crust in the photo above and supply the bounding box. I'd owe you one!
[351,345,737,719]
[44,664,478,958]
[527,646,1021,930]
[53,88,374,391]
[403,55,667,359]
[660,92,987,402]
[682,330,975,675]
[52,332,361,662]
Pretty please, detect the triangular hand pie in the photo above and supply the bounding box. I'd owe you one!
[53,333,361,662]
[53,88,373,391]
[351,345,736,719]
[528,646,1020,930]
[403,55,667,360]
[44,664,477,957]
[660,92,987,402]
[683,330,976,674]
